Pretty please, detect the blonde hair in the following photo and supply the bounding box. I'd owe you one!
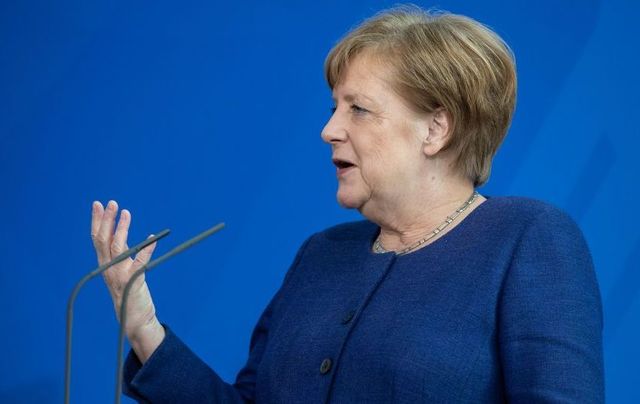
[324,5,517,186]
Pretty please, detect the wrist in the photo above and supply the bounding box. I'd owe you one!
[128,316,165,364]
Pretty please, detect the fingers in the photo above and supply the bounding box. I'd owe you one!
[91,201,104,238]
[111,209,131,257]
[92,200,118,264]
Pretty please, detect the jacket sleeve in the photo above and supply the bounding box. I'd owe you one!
[498,207,604,403]
[122,236,313,403]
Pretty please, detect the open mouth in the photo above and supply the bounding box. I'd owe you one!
[333,159,356,169]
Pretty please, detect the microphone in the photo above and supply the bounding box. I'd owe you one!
[114,222,225,404]
[65,229,170,404]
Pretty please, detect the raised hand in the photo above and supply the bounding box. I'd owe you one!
[91,200,165,363]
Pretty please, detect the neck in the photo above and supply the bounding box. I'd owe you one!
[364,175,481,253]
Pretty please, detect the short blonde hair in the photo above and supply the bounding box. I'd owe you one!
[325,6,517,186]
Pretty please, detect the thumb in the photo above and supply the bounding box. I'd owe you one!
[131,235,158,271]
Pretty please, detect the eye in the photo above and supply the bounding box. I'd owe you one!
[351,104,368,114]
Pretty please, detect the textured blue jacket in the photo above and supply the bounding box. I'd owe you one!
[123,197,604,403]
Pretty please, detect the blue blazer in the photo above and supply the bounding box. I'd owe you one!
[124,197,604,403]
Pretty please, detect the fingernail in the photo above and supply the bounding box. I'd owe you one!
[107,200,117,210]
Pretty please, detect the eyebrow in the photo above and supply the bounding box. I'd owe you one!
[333,92,380,107]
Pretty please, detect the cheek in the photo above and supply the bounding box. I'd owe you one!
[355,139,388,180]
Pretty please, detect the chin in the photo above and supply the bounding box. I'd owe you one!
[336,189,366,210]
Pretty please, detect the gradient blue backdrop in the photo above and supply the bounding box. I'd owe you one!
[1,0,638,402]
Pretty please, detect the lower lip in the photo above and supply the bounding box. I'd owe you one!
[336,166,356,176]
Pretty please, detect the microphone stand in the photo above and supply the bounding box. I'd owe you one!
[65,229,170,404]
[114,222,225,404]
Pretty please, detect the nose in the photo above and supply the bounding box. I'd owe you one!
[321,109,348,145]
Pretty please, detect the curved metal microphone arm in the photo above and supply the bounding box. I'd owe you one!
[65,229,170,404]
[114,222,225,404]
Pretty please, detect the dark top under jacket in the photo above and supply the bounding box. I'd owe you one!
[123,196,604,403]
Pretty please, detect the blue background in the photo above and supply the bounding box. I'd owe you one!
[1,0,638,402]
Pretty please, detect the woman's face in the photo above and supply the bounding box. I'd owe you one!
[321,54,432,215]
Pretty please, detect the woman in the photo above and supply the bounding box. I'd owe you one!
[92,6,604,403]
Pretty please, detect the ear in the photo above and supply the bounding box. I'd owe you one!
[422,108,452,157]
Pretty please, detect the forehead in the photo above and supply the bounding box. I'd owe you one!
[331,53,396,103]
[332,53,424,117]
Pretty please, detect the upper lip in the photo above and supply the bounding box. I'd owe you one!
[332,157,356,168]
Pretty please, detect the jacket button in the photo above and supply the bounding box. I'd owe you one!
[320,358,332,374]
[341,310,356,324]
